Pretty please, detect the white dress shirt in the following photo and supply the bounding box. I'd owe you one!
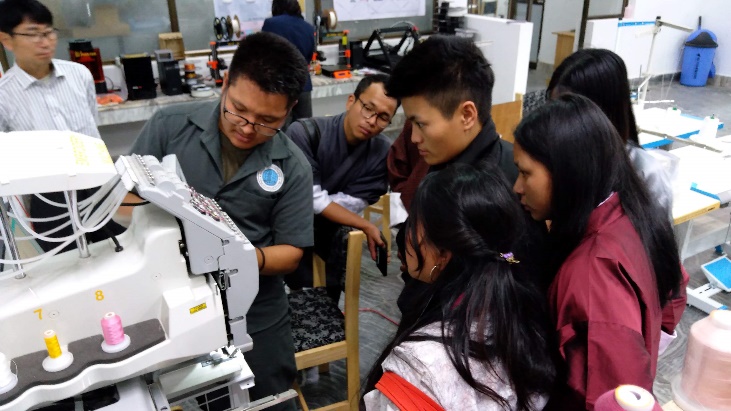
[0,59,100,138]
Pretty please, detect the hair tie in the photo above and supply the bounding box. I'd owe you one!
[500,252,520,264]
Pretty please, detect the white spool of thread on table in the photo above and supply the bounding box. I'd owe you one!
[697,115,721,140]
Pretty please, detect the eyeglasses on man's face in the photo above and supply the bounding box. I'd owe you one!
[222,93,283,137]
[11,28,59,43]
[357,97,392,128]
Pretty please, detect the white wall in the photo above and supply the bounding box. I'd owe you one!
[538,0,583,65]
[630,0,698,76]
[464,15,533,104]
[699,0,731,76]
[584,0,731,78]
[540,0,731,76]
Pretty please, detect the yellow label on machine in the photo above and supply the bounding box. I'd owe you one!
[70,134,89,166]
[189,303,207,314]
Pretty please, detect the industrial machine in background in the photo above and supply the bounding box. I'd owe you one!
[155,49,183,96]
[311,0,353,79]
[68,39,108,94]
[320,30,353,79]
[208,41,229,88]
[362,25,421,73]
[0,131,295,410]
[120,53,157,100]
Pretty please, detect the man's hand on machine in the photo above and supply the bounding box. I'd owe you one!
[113,193,147,227]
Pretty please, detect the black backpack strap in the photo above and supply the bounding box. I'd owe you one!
[295,118,322,160]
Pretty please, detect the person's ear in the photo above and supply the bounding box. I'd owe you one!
[460,101,478,131]
[0,32,14,52]
[221,72,230,92]
[438,249,452,268]
[345,94,356,111]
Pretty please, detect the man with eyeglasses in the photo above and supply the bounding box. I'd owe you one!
[285,74,398,305]
[128,32,312,411]
[0,0,98,138]
[0,0,125,256]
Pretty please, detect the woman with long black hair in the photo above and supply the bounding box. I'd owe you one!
[513,94,684,410]
[547,48,672,215]
[362,163,557,410]
[547,48,688,355]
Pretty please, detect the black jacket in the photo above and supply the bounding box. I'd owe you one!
[397,120,552,314]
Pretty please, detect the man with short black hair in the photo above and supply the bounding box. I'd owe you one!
[387,35,549,313]
[286,74,397,302]
[0,0,122,254]
[0,0,98,136]
[129,32,312,411]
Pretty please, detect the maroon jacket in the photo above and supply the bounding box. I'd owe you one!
[549,193,665,410]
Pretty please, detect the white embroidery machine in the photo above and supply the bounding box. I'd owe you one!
[0,131,294,410]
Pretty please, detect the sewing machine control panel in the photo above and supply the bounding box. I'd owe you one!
[119,154,245,241]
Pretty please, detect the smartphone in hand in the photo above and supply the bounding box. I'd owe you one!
[376,233,388,276]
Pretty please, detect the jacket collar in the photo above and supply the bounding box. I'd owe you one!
[585,193,624,237]
[12,59,66,90]
[429,118,500,172]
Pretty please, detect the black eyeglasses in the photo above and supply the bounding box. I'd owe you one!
[11,28,59,43]
[222,93,283,137]
[357,97,392,128]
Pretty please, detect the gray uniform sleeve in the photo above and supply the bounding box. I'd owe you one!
[271,148,314,248]
[130,110,169,159]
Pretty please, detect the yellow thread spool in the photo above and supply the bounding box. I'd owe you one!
[44,330,62,359]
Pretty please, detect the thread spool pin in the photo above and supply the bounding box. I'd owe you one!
[0,352,18,395]
[101,312,131,353]
[41,330,73,373]
[614,385,656,411]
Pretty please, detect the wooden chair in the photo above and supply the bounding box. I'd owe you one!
[288,230,366,411]
[363,193,391,251]
[491,93,524,143]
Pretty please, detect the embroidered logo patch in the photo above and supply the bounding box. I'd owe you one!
[257,164,284,192]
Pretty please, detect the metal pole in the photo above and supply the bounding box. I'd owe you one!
[67,191,90,258]
[640,17,661,105]
[167,0,180,33]
[0,198,24,279]
[577,0,590,50]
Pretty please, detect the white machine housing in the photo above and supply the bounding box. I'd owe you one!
[0,152,260,410]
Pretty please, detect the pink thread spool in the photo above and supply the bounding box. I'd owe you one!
[100,312,131,353]
[673,310,731,411]
[595,385,662,411]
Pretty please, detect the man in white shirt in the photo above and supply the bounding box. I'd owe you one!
[0,0,118,253]
[0,0,99,137]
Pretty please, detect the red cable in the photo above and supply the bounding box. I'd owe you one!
[358,308,400,327]
[13,196,33,230]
